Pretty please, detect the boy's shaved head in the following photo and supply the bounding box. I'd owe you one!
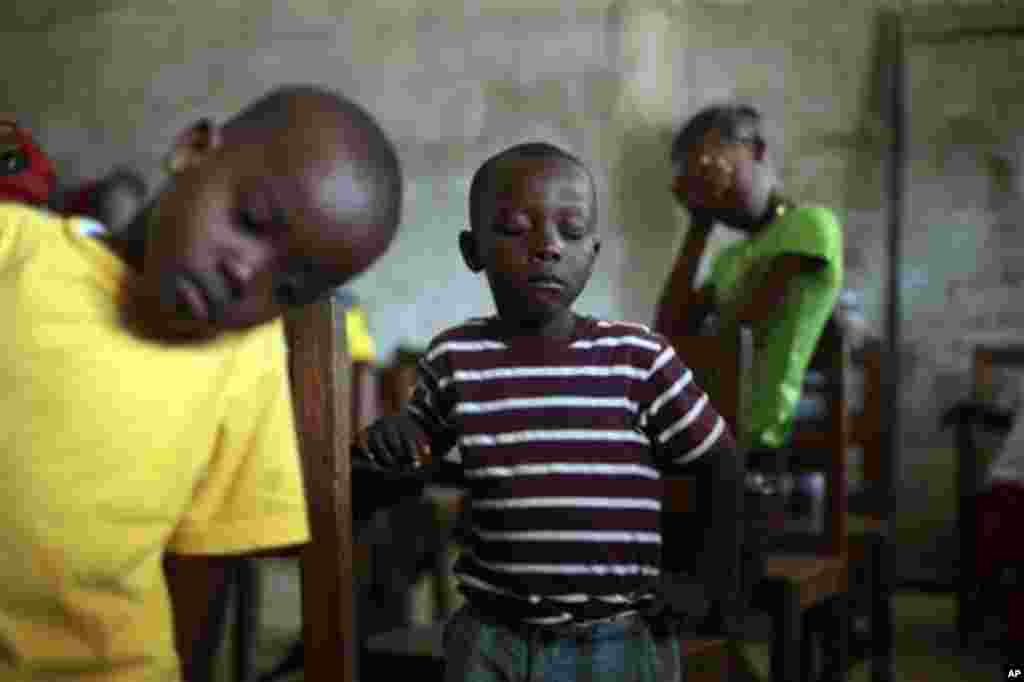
[223,85,403,246]
[459,141,600,339]
[469,142,595,233]
[120,84,404,341]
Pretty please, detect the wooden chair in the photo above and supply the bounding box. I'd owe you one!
[942,344,1024,649]
[843,339,893,682]
[751,317,851,682]
[249,352,387,682]
[170,297,356,682]
[281,296,358,682]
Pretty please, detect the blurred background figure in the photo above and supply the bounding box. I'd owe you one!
[0,116,57,208]
[63,166,148,235]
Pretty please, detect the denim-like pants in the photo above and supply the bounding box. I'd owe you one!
[442,604,684,682]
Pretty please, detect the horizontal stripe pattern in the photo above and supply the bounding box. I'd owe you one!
[405,315,733,622]
[463,462,659,479]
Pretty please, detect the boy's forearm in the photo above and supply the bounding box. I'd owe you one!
[701,444,744,633]
[654,223,713,338]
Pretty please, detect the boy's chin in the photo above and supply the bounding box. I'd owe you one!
[509,304,574,328]
[118,294,222,344]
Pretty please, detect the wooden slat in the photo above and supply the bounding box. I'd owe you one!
[285,299,354,682]
[857,342,885,488]
[827,321,850,558]
[763,556,849,611]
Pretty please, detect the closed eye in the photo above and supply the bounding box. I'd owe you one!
[237,208,267,236]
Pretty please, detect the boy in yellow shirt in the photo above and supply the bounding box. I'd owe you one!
[0,85,402,681]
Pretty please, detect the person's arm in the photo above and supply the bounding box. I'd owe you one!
[654,218,716,338]
[728,253,827,326]
[677,442,743,636]
[640,342,743,634]
[351,344,462,510]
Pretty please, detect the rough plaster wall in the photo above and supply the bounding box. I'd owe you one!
[1,0,1019,583]
[0,0,894,354]
[899,29,1024,583]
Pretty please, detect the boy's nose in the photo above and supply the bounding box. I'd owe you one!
[529,225,563,262]
[219,257,257,300]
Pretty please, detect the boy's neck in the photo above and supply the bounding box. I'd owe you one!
[731,184,782,235]
[494,309,579,342]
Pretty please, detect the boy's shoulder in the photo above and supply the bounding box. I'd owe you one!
[590,317,655,337]
[1,202,70,264]
[425,316,500,350]
[1,201,62,234]
[585,317,671,352]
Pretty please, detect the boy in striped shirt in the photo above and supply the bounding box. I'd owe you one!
[355,142,740,681]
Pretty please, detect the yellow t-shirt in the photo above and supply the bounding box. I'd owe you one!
[0,203,310,680]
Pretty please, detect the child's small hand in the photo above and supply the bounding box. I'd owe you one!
[352,415,432,473]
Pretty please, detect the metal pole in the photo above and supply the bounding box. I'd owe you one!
[884,10,904,526]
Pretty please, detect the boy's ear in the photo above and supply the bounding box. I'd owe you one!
[165,118,221,174]
[459,230,484,272]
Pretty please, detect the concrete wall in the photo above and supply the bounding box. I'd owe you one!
[2,0,1021,583]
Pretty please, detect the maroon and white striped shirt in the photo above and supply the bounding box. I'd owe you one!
[407,315,732,624]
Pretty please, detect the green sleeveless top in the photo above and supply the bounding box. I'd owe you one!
[707,204,843,449]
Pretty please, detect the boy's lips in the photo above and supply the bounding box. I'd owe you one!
[174,274,210,322]
[527,274,567,290]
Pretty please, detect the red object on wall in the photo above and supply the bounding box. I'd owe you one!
[0,120,57,207]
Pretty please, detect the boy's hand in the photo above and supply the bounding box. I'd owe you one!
[353,414,432,473]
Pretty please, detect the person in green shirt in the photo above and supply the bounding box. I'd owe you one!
[653,102,843,672]
[654,102,843,454]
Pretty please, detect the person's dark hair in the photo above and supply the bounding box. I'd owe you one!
[670,103,764,163]
[226,85,403,236]
[468,142,595,232]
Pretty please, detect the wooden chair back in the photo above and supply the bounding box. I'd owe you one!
[955,345,1024,565]
[953,344,1024,643]
[284,298,356,682]
[852,338,884,498]
[789,317,851,557]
